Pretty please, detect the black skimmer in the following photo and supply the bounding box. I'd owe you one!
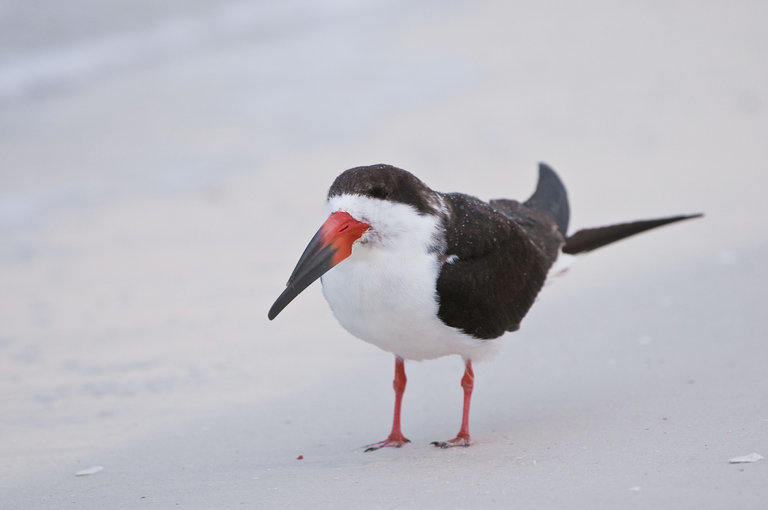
[268,163,701,450]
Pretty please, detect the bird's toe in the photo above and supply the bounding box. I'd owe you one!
[431,437,472,448]
[364,437,410,452]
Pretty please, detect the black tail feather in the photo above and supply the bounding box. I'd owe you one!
[563,214,703,255]
[524,163,570,237]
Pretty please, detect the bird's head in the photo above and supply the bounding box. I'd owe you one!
[268,164,440,320]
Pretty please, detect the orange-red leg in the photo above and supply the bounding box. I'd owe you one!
[432,358,474,448]
[364,356,410,452]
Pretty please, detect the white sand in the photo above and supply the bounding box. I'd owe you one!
[1,1,766,508]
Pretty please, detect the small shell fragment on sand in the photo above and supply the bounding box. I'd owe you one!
[75,465,105,476]
[728,453,763,464]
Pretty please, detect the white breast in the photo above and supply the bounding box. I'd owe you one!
[320,194,499,361]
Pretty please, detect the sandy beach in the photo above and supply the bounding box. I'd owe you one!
[1,1,766,508]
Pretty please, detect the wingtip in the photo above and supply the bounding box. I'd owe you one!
[538,162,556,177]
[662,212,705,224]
[527,162,569,236]
[563,212,704,255]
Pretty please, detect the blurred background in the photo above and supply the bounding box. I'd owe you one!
[1,0,766,508]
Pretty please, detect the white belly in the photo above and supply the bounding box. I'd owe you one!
[320,243,499,361]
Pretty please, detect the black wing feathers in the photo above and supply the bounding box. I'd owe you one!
[563,214,703,254]
[523,163,570,236]
[434,163,699,340]
[436,193,564,339]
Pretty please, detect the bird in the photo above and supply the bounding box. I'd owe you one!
[267,163,701,450]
